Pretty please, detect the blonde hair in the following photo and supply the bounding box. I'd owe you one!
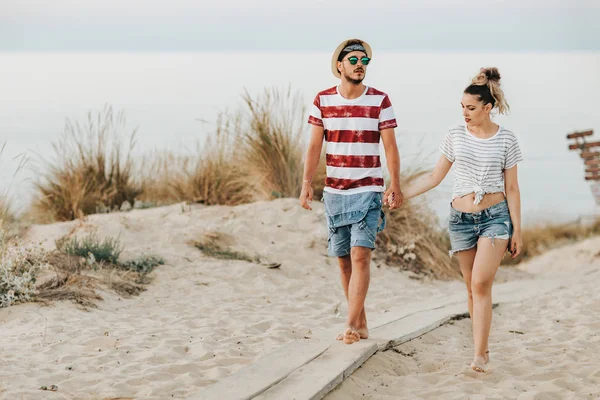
[465,67,510,115]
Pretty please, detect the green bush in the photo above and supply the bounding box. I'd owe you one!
[119,254,165,274]
[56,233,123,265]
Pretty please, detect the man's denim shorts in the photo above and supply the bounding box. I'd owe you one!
[448,199,513,257]
[322,191,386,257]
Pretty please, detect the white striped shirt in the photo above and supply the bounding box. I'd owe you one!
[440,125,523,204]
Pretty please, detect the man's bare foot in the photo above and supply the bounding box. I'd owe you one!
[342,328,360,344]
[471,355,488,373]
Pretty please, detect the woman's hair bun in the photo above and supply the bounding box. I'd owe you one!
[483,67,501,82]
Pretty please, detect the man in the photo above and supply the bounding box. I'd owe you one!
[299,38,403,344]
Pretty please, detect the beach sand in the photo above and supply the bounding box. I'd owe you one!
[326,236,600,400]
[0,199,467,399]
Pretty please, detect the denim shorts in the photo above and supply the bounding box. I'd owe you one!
[322,191,386,257]
[448,199,513,257]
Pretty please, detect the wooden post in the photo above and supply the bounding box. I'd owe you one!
[567,129,600,204]
[581,151,600,159]
[592,183,600,205]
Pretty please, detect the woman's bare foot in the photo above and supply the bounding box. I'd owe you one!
[471,355,488,373]
[336,325,368,340]
[357,326,369,339]
[342,328,361,344]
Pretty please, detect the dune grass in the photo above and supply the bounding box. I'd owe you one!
[138,87,305,206]
[375,168,460,279]
[502,218,600,266]
[38,233,165,309]
[138,120,250,206]
[235,88,305,199]
[19,90,599,282]
[19,91,462,279]
[192,232,260,263]
[31,105,142,222]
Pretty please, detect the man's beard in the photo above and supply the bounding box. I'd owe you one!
[343,70,364,85]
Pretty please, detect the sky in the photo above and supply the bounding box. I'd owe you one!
[1,0,599,51]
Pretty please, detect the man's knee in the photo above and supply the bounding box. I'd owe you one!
[350,247,371,266]
[338,261,352,274]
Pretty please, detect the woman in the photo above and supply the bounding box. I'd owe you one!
[403,67,523,372]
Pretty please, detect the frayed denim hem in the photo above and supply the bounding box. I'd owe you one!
[449,243,477,258]
[480,233,511,247]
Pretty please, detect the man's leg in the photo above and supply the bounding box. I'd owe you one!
[343,246,371,344]
[336,255,368,340]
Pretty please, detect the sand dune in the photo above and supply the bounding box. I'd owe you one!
[1,199,468,399]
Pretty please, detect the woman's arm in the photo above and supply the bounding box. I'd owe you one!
[403,155,453,199]
[504,165,522,258]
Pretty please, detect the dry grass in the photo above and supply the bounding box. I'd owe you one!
[139,87,306,205]
[37,252,157,309]
[0,143,29,238]
[235,87,305,199]
[0,193,15,235]
[375,169,460,280]
[0,197,15,239]
[192,232,259,263]
[138,123,250,206]
[30,105,142,222]
[502,217,600,266]
[35,233,163,309]
[21,92,598,283]
[36,273,103,309]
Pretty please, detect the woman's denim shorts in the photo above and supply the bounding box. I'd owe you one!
[448,199,513,257]
[322,191,386,257]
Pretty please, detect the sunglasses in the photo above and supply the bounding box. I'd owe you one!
[344,56,371,66]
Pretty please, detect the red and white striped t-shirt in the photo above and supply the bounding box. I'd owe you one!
[308,86,398,194]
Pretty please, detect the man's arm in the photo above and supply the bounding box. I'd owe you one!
[299,125,325,210]
[380,128,402,209]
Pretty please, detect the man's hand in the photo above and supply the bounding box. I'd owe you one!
[384,182,404,210]
[299,182,314,210]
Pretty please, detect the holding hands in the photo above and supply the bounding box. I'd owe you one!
[384,181,404,210]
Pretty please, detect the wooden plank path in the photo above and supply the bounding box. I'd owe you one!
[191,278,562,400]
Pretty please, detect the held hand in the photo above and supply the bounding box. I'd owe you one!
[510,231,523,259]
[384,184,404,210]
[299,183,314,210]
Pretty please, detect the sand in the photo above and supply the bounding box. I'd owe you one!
[326,236,600,400]
[0,199,466,399]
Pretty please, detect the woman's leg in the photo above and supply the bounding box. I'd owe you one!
[470,237,509,372]
[456,248,477,320]
[456,248,490,362]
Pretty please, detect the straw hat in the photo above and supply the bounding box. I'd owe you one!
[331,39,372,79]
